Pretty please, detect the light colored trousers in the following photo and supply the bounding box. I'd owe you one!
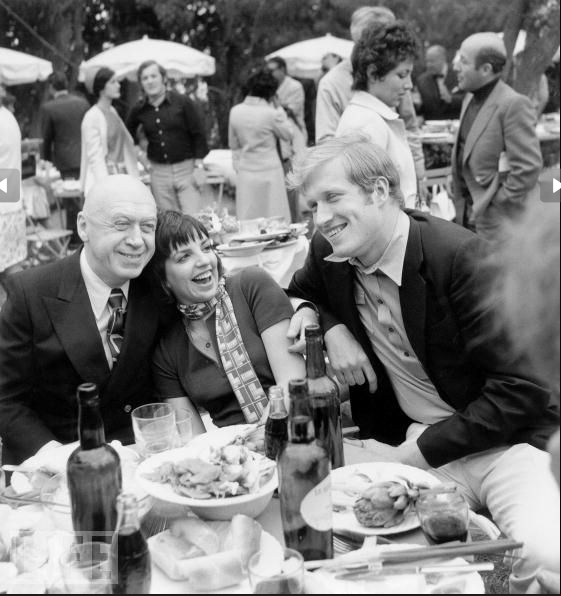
[150,158,201,214]
[431,443,560,594]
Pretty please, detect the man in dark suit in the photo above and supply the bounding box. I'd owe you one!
[0,175,165,465]
[414,45,463,121]
[40,72,89,180]
[452,33,542,241]
[287,135,559,593]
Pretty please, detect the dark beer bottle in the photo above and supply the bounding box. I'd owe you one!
[278,379,333,561]
[67,382,122,543]
[305,325,344,469]
[264,385,288,461]
[112,493,151,594]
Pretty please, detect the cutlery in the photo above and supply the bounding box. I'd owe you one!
[333,561,495,580]
[304,538,523,571]
[0,491,70,509]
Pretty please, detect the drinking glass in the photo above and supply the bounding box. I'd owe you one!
[248,547,304,594]
[416,485,470,545]
[59,541,112,594]
[131,403,176,457]
[174,408,193,447]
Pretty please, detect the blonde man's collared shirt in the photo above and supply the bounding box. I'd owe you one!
[80,250,130,369]
[326,211,454,424]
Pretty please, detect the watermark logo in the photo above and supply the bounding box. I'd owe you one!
[539,167,561,203]
[0,168,20,203]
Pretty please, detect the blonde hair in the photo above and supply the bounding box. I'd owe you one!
[287,134,404,206]
[350,6,396,42]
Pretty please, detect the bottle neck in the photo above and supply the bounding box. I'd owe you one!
[289,415,315,444]
[306,335,327,379]
[116,495,141,533]
[78,400,106,449]
[269,394,288,416]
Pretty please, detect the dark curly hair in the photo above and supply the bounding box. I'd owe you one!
[351,20,419,91]
[244,68,279,101]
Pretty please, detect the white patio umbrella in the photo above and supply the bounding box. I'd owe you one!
[0,47,53,85]
[266,33,354,79]
[79,36,215,85]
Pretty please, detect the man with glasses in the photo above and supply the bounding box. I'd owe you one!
[0,175,171,464]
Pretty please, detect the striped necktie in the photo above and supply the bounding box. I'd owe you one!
[107,288,126,365]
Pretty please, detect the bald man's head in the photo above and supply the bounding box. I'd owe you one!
[455,32,506,92]
[78,175,158,287]
[425,45,448,75]
[350,6,396,42]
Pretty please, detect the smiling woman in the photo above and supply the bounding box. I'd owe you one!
[150,211,305,437]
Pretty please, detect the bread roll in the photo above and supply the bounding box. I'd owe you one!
[169,517,220,555]
[225,514,262,568]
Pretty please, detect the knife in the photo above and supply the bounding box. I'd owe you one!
[333,561,494,580]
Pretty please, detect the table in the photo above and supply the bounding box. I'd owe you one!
[221,236,309,289]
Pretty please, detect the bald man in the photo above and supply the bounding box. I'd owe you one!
[452,32,542,240]
[0,175,171,464]
[415,44,463,120]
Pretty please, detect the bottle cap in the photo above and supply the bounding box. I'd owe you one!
[304,324,322,338]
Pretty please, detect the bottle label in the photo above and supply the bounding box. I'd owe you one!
[300,475,332,531]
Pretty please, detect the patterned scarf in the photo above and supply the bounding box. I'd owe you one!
[180,278,268,423]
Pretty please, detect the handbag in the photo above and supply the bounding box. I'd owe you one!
[430,183,456,221]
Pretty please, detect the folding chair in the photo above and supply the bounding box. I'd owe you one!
[26,216,73,265]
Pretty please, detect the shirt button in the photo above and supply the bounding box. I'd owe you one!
[388,327,395,333]
[155,107,159,112]
[404,351,410,357]
[124,404,132,413]
[161,142,165,146]
[156,118,160,123]
[164,154,168,159]
[377,298,384,305]
[205,342,211,349]
[158,130,163,134]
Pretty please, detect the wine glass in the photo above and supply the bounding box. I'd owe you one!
[59,542,112,594]
[131,403,176,458]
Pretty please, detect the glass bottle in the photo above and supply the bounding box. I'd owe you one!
[305,325,345,469]
[265,385,289,460]
[0,438,5,495]
[67,382,122,543]
[111,493,151,594]
[278,379,333,561]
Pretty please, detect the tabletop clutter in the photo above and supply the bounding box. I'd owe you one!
[0,328,519,594]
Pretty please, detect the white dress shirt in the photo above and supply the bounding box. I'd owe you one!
[80,250,129,369]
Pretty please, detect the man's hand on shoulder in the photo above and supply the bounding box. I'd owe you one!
[324,324,377,393]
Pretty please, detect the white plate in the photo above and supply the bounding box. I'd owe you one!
[231,231,291,242]
[331,463,440,536]
[263,238,299,250]
[216,241,271,257]
[135,426,277,509]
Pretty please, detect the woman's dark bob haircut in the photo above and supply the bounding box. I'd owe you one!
[244,68,279,101]
[92,67,116,99]
[151,210,224,301]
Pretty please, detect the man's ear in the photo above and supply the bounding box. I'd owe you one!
[372,177,390,203]
[76,212,88,243]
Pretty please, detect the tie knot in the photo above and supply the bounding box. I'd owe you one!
[108,288,125,310]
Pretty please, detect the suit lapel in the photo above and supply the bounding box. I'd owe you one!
[399,218,427,366]
[463,81,503,164]
[43,251,110,385]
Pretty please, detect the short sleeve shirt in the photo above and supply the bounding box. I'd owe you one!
[152,268,294,426]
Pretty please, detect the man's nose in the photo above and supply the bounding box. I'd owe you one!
[126,224,143,245]
[314,202,332,227]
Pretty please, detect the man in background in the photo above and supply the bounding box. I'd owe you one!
[321,52,343,75]
[452,32,542,241]
[127,60,208,214]
[40,72,89,181]
[315,5,426,186]
[414,45,463,121]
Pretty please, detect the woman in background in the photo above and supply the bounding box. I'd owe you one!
[336,21,419,208]
[151,211,305,436]
[80,67,138,195]
[228,68,292,222]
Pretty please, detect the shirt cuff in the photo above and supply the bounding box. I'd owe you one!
[295,301,319,316]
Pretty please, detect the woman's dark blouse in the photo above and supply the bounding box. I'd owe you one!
[153,268,294,426]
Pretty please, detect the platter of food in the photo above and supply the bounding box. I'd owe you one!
[230,231,292,243]
[331,462,440,536]
[135,425,275,519]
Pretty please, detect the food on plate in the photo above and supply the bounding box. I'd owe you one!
[353,480,423,528]
[143,443,273,499]
[149,514,278,590]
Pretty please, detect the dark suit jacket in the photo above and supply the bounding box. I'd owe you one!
[40,93,90,175]
[451,80,542,223]
[416,69,463,120]
[0,251,166,464]
[289,212,559,467]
